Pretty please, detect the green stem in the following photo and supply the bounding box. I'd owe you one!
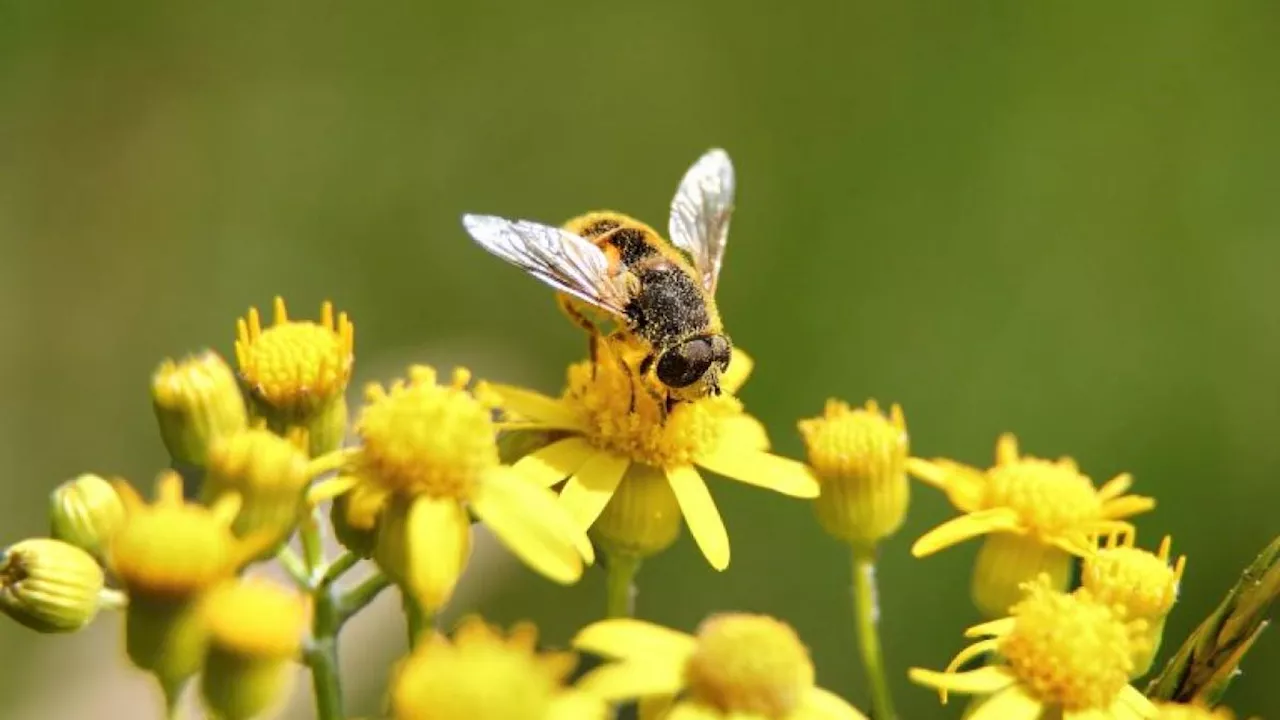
[605,553,641,618]
[852,544,897,720]
[300,509,325,580]
[402,592,434,649]
[277,546,311,588]
[338,571,393,623]
[320,551,360,588]
[304,585,344,720]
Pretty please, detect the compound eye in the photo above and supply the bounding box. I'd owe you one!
[656,338,714,388]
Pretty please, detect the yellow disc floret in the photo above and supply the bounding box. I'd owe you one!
[235,297,354,414]
[1153,702,1237,720]
[985,457,1102,539]
[999,579,1148,712]
[684,613,816,720]
[798,399,910,546]
[391,616,578,720]
[1084,533,1185,620]
[356,366,498,499]
[564,355,736,468]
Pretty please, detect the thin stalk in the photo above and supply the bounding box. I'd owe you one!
[338,571,393,623]
[403,592,433,649]
[304,585,344,720]
[852,544,897,720]
[604,553,641,619]
[277,546,311,589]
[300,510,325,580]
[98,588,128,611]
[320,551,360,588]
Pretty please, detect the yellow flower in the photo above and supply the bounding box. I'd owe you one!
[319,365,593,614]
[909,577,1157,720]
[202,427,314,555]
[492,348,818,570]
[910,433,1155,617]
[0,538,105,633]
[152,350,249,466]
[1082,533,1187,677]
[201,578,309,720]
[109,471,275,697]
[1152,702,1237,720]
[390,615,606,720]
[49,473,126,559]
[798,399,910,548]
[574,613,868,720]
[234,297,353,456]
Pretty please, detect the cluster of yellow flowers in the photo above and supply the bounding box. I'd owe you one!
[0,297,1272,720]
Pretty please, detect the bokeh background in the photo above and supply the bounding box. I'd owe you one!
[2,2,1277,718]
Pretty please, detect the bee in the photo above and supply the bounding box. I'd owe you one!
[462,148,737,411]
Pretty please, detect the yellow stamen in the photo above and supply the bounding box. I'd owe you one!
[234,297,354,414]
[684,613,816,720]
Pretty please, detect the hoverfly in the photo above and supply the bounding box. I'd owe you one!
[462,148,736,411]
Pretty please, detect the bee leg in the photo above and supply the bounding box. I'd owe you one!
[635,352,669,419]
[557,294,602,376]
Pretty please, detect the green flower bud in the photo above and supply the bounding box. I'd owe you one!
[50,473,126,558]
[202,428,311,557]
[591,464,681,560]
[153,350,249,466]
[331,479,384,558]
[0,538,104,633]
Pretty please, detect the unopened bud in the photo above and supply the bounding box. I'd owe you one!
[50,473,125,558]
[0,538,104,633]
[203,429,311,556]
[153,350,249,466]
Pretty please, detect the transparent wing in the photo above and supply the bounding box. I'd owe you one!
[668,148,736,294]
[461,213,631,316]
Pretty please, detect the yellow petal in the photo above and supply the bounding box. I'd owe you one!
[995,433,1020,465]
[513,437,598,487]
[1113,686,1157,718]
[694,446,819,498]
[560,452,630,530]
[964,617,1015,638]
[404,496,471,612]
[911,508,1022,557]
[573,618,697,663]
[1096,472,1133,500]
[717,413,770,451]
[664,701,724,720]
[548,691,609,720]
[666,465,730,570]
[306,474,360,505]
[471,468,590,584]
[907,459,985,513]
[578,660,685,701]
[1101,494,1156,520]
[489,383,586,430]
[908,666,1014,699]
[967,685,1043,720]
[638,696,676,720]
[721,347,754,395]
[797,687,870,720]
[1066,709,1114,720]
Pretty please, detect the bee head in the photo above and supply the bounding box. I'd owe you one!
[655,335,732,397]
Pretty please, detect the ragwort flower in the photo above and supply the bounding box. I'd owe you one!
[317,365,593,614]
[574,613,867,720]
[910,433,1155,617]
[909,576,1157,720]
[234,297,353,456]
[391,615,606,720]
[1083,533,1187,677]
[491,348,818,570]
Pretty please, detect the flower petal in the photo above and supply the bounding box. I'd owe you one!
[472,467,591,584]
[403,496,471,612]
[1113,685,1157,718]
[911,507,1022,557]
[577,660,685,701]
[638,696,676,720]
[306,474,359,504]
[1065,709,1114,720]
[560,452,630,530]
[908,666,1014,700]
[1101,494,1156,520]
[797,687,870,720]
[489,383,586,430]
[995,433,1020,465]
[573,618,697,663]
[721,347,754,395]
[964,618,1015,639]
[665,701,724,720]
[907,458,985,513]
[666,465,730,570]
[717,413,770,451]
[695,446,819,498]
[513,437,599,487]
[967,684,1043,720]
[1096,472,1133,500]
[548,691,609,720]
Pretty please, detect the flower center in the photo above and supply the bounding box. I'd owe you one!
[392,620,569,720]
[798,399,907,481]
[999,582,1145,711]
[1083,545,1181,619]
[684,613,815,719]
[356,366,498,500]
[110,506,237,597]
[235,298,354,413]
[563,358,734,468]
[984,459,1102,537]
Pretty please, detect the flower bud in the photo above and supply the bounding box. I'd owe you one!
[0,538,104,633]
[202,428,311,556]
[201,578,308,720]
[798,399,910,549]
[50,473,126,558]
[591,464,681,560]
[152,350,249,466]
[331,479,385,558]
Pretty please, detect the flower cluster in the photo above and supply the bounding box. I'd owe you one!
[0,294,1271,720]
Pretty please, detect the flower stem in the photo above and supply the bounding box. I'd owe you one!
[304,585,344,720]
[337,571,392,623]
[300,509,326,582]
[403,592,433,649]
[98,588,128,611]
[277,546,311,588]
[604,552,640,618]
[852,544,896,720]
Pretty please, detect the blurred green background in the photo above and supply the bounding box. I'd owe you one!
[1,1,1277,718]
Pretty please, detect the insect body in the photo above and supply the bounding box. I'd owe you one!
[462,148,737,409]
